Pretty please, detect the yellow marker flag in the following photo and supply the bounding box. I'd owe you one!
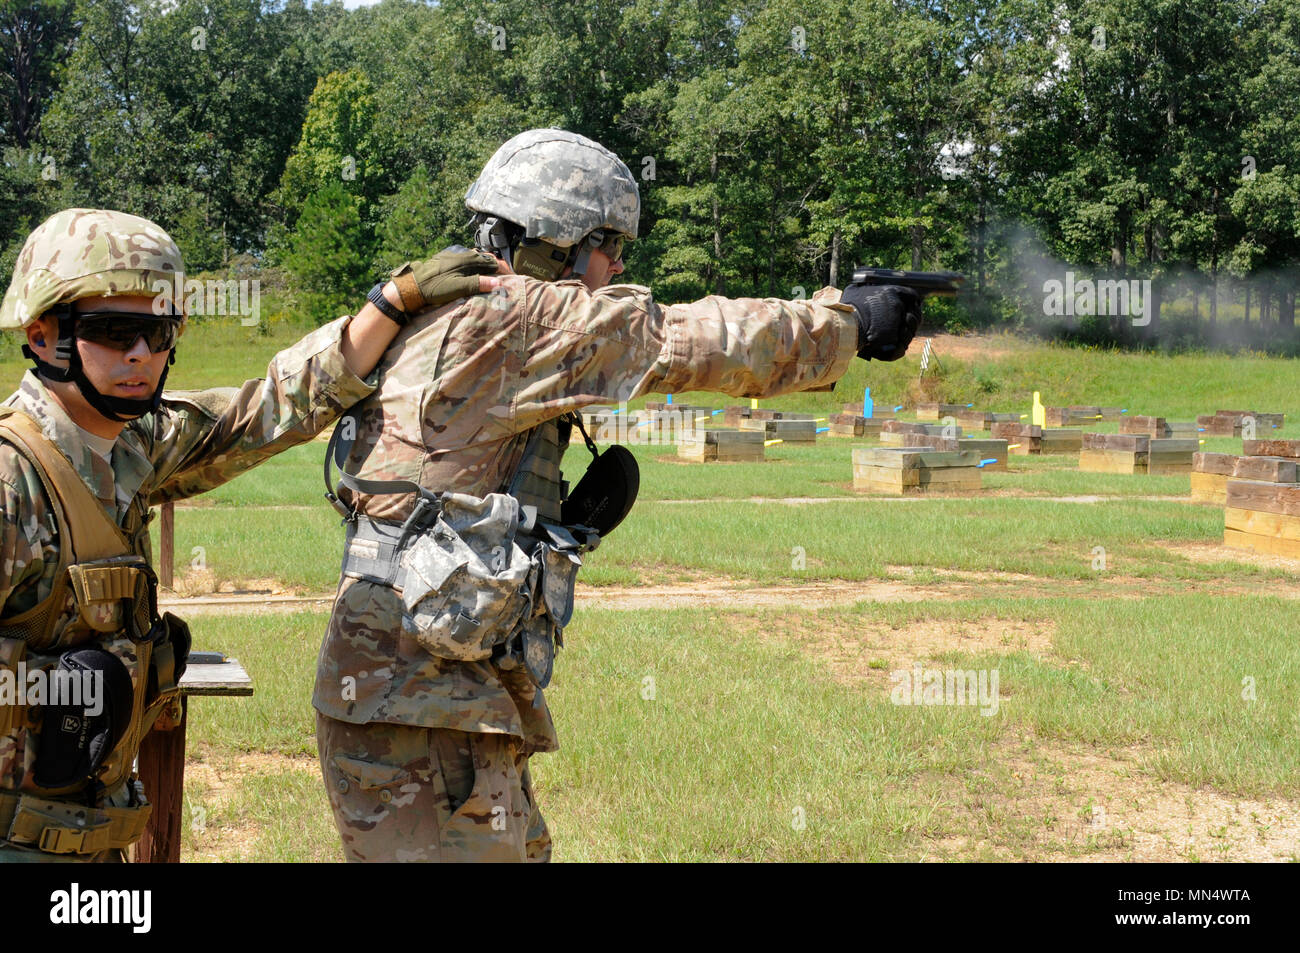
[764,438,783,447]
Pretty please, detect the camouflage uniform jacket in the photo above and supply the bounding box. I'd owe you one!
[313,276,857,752]
[0,317,376,791]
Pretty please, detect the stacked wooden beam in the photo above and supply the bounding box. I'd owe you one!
[1099,407,1126,421]
[1040,428,1084,454]
[1190,452,1236,503]
[1224,480,1300,559]
[992,422,1036,454]
[1080,434,1196,474]
[723,405,752,428]
[1192,452,1299,504]
[1079,433,1150,474]
[1147,438,1198,474]
[739,417,818,443]
[1218,409,1285,430]
[643,402,713,421]
[626,408,705,443]
[1243,439,1300,459]
[990,423,1083,455]
[852,447,982,495]
[1046,406,1103,427]
[578,410,623,442]
[879,421,944,446]
[956,409,993,430]
[1120,415,1172,438]
[678,429,766,463]
[1166,421,1200,437]
[1197,414,1242,437]
[910,434,1009,470]
[915,402,967,421]
[827,413,889,437]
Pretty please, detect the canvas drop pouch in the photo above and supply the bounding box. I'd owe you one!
[400,493,535,661]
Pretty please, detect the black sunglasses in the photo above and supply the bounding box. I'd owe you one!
[587,230,626,262]
[74,313,181,354]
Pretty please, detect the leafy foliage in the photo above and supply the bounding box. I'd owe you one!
[1,0,1299,349]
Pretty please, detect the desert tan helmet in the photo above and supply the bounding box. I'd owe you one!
[464,128,640,280]
[1,208,186,421]
[1,208,185,329]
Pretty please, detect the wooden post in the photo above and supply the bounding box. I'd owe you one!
[136,658,253,863]
[136,696,187,863]
[159,501,174,590]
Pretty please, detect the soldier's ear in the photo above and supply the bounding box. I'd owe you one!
[24,316,54,353]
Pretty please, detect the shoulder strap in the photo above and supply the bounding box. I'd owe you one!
[323,416,444,519]
[0,407,131,562]
[323,417,538,534]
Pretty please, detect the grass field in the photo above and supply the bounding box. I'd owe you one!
[7,318,1297,862]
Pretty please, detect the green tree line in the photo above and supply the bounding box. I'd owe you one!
[3,0,1299,351]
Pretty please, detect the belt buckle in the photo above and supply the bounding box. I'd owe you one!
[39,826,82,854]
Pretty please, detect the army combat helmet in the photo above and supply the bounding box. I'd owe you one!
[0,208,185,422]
[464,128,640,280]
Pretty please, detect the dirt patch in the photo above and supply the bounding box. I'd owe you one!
[920,332,1024,364]
[160,565,1298,616]
[933,734,1300,862]
[164,572,316,599]
[653,494,1188,505]
[743,610,1058,687]
[182,750,320,862]
[1153,539,1300,571]
[577,581,937,610]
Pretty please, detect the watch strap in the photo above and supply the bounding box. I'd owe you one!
[367,282,408,326]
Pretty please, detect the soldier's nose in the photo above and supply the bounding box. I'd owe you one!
[124,336,151,362]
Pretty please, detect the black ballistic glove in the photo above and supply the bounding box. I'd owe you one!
[839,283,923,361]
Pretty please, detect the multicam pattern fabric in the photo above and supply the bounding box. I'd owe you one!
[312,275,858,753]
[464,129,641,244]
[316,712,550,863]
[0,318,375,818]
[0,209,185,330]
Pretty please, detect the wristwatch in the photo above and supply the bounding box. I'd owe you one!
[367,282,409,326]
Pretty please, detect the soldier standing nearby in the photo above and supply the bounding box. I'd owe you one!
[314,128,925,863]
[0,208,495,862]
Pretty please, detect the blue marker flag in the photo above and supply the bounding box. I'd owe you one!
[976,458,998,468]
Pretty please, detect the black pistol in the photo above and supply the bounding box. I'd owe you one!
[850,267,965,297]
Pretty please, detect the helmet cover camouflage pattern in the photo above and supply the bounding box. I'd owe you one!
[1,208,185,330]
[464,129,640,248]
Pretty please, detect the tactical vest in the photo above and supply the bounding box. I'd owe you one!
[0,407,188,857]
[506,417,570,523]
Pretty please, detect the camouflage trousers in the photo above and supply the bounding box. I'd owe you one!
[315,712,551,863]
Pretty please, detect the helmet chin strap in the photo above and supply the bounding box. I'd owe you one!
[22,310,175,423]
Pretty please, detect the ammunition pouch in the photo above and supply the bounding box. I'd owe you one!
[341,494,589,682]
[326,411,609,688]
